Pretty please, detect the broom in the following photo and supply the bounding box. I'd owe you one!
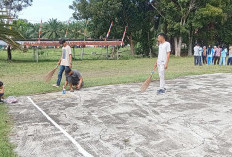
[44,65,59,82]
[141,72,155,92]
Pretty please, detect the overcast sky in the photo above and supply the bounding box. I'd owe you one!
[18,0,74,23]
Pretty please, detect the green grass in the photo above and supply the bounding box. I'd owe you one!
[0,48,231,97]
[0,48,231,156]
[0,105,16,157]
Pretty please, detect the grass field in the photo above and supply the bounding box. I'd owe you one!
[0,105,16,157]
[0,48,231,97]
[0,47,231,156]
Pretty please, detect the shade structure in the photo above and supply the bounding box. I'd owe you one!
[21,40,123,47]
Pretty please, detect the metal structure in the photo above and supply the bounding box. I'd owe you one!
[21,40,122,47]
[18,40,124,62]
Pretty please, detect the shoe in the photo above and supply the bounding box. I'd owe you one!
[70,89,74,92]
[157,89,166,95]
[0,99,4,104]
[52,84,59,88]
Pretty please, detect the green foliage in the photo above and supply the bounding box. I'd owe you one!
[43,19,65,40]
[150,0,232,55]
[8,0,232,55]
[0,14,23,49]
[67,21,85,39]
[13,18,87,40]
[69,0,156,55]
[0,0,33,17]
[1,49,232,97]
[13,19,39,39]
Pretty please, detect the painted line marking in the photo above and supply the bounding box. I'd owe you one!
[27,96,93,157]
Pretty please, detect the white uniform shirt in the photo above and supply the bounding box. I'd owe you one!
[158,41,171,64]
[61,45,72,66]
[194,46,200,56]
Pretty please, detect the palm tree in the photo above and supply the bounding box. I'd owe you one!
[68,21,85,39]
[0,14,23,60]
[26,23,40,39]
[0,15,23,47]
[43,18,65,40]
[13,19,36,39]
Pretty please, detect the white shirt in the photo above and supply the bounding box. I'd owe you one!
[194,46,200,56]
[158,41,171,64]
[61,45,72,66]
[199,47,203,56]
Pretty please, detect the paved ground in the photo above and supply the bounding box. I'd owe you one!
[8,73,232,157]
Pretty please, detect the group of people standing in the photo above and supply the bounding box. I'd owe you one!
[194,44,232,66]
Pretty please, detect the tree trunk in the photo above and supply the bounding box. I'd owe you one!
[188,35,193,56]
[174,37,178,56]
[129,34,135,56]
[170,37,175,55]
[174,37,182,56]
[188,26,193,56]
[7,45,12,61]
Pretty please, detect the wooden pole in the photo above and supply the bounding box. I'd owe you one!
[36,47,39,63]
[106,46,109,59]
[33,47,36,61]
[81,47,83,60]
[73,47,75,60]
[117,46,119,60]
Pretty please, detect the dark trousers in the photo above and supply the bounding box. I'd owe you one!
[214,56,220,65]
[57,65,69,86]
[202,56,207,64]
[228,57,232,65]
[194,56,202,66]
[212,56,215,62]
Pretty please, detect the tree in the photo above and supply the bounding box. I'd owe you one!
[151,0,199,56]
[0,0,33,17]
[13,19,36,39]
[151,0,231,56]
[194,1,231,46]
[0,14,24,60]
[67,21,85,39]
[0,0,32,61]
[43,19,65,40]
[69,0,156,56]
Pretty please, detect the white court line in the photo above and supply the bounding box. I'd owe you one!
[27,96,93,157]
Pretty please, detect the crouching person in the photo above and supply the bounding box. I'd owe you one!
[64,67,84,92]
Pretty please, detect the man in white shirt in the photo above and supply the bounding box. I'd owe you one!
[53,39,72,87]
[194,43,202,66]
[153,33,171,95]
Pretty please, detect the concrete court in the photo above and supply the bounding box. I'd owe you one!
[8,73,232,157]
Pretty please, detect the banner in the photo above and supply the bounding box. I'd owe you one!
[105,21,113,41]
[38,20,42,43]
[121,26,127,46]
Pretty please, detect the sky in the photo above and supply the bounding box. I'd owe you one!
[18,0,74,23]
